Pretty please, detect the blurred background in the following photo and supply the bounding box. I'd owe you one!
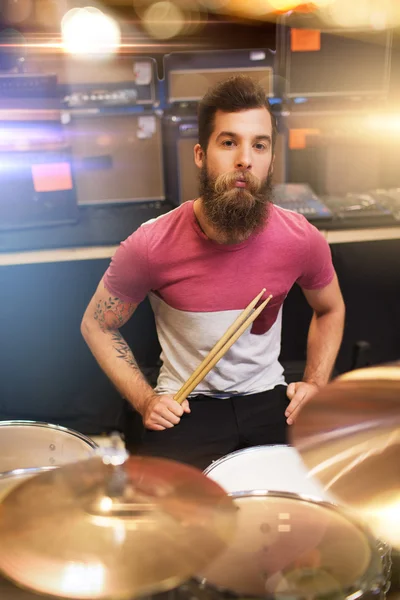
[0,0,399,441]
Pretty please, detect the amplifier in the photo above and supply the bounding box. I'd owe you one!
[285,108,382,196]
[23,54,159,108]
[0,110,79,230]
[164,48,276,104]
[278,12,392,99]
[0,74,58,98]
[63,110,165,205]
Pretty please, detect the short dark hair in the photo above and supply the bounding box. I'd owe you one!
[198,75,277,153]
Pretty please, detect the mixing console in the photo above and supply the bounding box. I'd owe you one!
[369,189,400,221]
[273,184,333,223]
[323,193,397,229]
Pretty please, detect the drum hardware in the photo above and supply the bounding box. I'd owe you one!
[291,364,400,551]
[0,455,237,599]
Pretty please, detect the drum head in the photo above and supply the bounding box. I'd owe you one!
[204,445,334,500]
[0,421,96,472]
[197,492,385,599]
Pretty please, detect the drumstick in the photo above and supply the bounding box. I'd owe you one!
[175,294,272,405]
[174,288,266,404]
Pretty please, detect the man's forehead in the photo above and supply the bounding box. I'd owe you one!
[212,108,272,136]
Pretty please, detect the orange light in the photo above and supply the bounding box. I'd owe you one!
[269,0,306,10]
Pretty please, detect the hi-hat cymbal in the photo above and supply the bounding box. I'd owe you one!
[290,367,400,550]
[0,455,237,599]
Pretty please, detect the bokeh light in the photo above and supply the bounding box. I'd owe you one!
[269,0,304,10]
[1,0,33,24]
[61,7,121,56]
[366,113,400,135]
[328,0,386,28]
[142,1,185,40]
[221,0,275,18]
[34,0,63,28]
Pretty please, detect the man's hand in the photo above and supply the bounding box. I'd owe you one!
[285,382,320,425]
[142,394,191,430]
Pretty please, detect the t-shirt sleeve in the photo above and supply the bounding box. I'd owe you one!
[103,226,152,304]
[296,222,335,290]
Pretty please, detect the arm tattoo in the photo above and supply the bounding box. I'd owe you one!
[111,331,139,370]
[94,296,135,331]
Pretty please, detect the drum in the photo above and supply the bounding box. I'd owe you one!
[204,445,335,500]
[179,491,391,600]
[0,420,97,471]
[202,445,391,600]
[0,421,97,501]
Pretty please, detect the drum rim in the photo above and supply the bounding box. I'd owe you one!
[0,465,57,481]
[203,444,293,476]
[0,420,98,449]
[196,489,387,600]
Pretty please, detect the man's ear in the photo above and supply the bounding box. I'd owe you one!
[194,143,205,169]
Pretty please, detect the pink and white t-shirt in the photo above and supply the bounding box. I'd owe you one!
[104,201,335,396]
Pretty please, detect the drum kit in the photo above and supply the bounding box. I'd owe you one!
[0,363,398,600]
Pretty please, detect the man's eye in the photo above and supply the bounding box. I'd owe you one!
[222,140,235,147]
[255,143,267,150]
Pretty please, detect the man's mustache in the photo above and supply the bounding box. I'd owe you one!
[214,171,261,195]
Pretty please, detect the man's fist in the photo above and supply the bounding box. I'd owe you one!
[285,381,320,425]
[142,394,191,430]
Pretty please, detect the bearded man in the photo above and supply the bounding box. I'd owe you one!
[81,76,345,469]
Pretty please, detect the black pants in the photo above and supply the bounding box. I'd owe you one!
[136,385,289,470]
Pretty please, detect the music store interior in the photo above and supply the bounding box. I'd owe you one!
[0,0,399,598]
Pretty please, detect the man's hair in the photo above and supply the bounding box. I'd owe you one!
[198,75,277,153]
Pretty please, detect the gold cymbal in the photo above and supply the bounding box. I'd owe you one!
[339,363,400,383]
[290,368,400,550]
[0,456,237,599]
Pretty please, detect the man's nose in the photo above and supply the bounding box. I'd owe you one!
[235,147,252,170]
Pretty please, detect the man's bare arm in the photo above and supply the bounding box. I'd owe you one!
[301,274,345,388]
[81,280,154,413]
[285,274,345,423]
[81,279,190,429]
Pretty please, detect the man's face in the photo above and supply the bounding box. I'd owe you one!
[194,108,274,243]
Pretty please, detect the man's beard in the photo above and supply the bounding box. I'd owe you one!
[199,162,273,244]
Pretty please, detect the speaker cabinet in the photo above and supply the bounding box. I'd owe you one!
[285,109,383,195]
[64,112,165,205]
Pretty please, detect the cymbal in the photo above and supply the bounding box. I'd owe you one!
[0,455,237,599]
[339,363,400,383]
[290,368,400,550]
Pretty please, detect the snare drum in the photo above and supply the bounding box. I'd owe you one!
[0,421,97,501]
[204,445,334,500]
[180,491,391,600]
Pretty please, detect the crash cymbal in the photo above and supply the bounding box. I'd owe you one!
[0,455,237,599]
[290,369,400,550]
[339,363,400,383]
